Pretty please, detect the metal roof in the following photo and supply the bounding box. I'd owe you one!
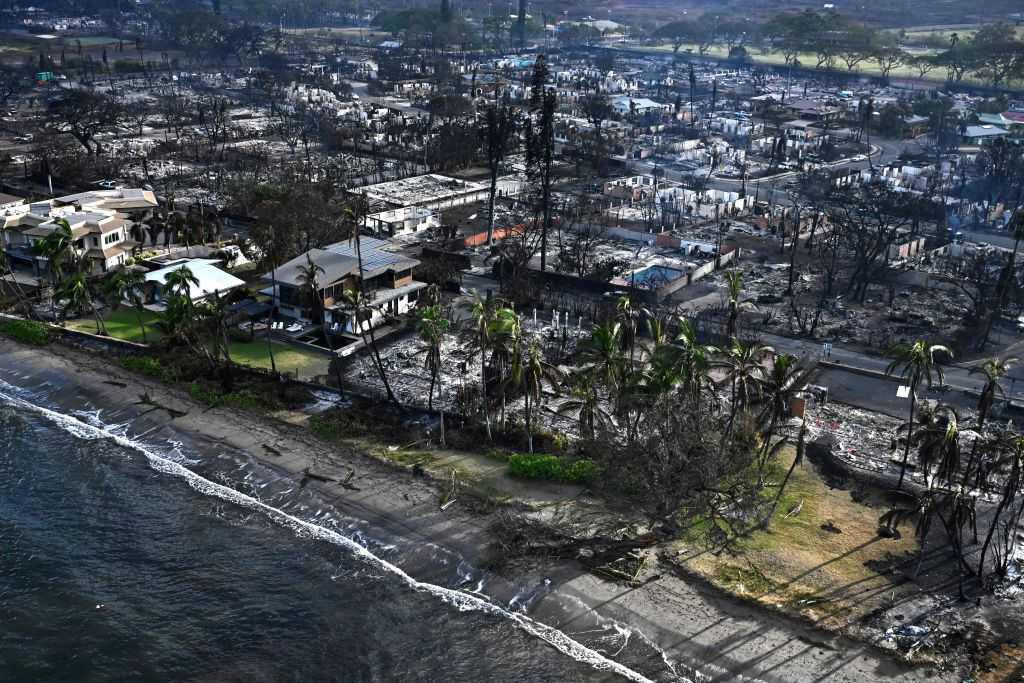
[325,236,419,279]
[268,249,360,288]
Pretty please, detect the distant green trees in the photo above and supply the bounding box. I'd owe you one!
[654,12,1024,86]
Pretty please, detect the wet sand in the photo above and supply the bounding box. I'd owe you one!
[0,338,950,683]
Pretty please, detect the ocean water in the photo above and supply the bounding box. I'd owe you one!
[0,374,686,683]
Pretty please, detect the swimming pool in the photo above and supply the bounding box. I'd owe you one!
[627,265,686,288]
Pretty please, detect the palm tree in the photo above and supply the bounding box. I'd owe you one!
[104,269,149,343]
[673,318,717,403]
[57,271,106,335]
[154,293,190,344]
[764,420,808,528]
[756,353,814,479]
[725,270,746,340]
[466,293,496,440]
[902,403,962,487]
[203,290,235,389]
[555,371,614,441]
[295,253,328,345]
[346,201,399,406]
[416,305,450,412]
[34,218,75,318]
[971,357,1017,429]
[579,321,623,396]
[0,249,34,318]
[717,339,775,426]
[487,306,522,431]
[163,265,199,308]
[901,404,961,578]
[886,340,953,489]
[341,286,399,405]
[615,295,650,363]
[519,341,561,453]
[978,435,1024,581]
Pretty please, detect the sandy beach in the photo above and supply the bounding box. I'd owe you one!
[0,337,950,683]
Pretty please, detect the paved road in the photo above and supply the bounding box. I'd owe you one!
[760,331,1024,407]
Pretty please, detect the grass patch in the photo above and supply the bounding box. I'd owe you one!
[121,355,178,383]
[678,447,920,628]
[67,308,159,343]
[378,448,439,467]
[187,381,278,412]
[309,402,408,442]
[228,339,328,377]
[0,319,51,346]
[507,453,599,484]
[715,563,778,596]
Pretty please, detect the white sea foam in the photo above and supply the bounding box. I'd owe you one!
[0,384,680,683]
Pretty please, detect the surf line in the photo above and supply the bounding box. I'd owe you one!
[2,389,679,683]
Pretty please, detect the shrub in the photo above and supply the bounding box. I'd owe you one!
[121,356,178,383]
[309,413,352,441]
[0,319,51,346]
[507,454,599,484]
[187,382,275,412]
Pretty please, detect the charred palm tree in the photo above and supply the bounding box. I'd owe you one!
[971,357,1017,429]
[886,340,953,489]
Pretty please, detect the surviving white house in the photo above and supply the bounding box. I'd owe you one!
[611,96,670,117]
[143,258,246,305]
[0,188,158,277]
[364,206,440,237]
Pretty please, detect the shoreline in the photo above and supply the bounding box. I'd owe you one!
[0,337,949,683]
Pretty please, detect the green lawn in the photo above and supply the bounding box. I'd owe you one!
[677,448,920,629]
[228,339,330,378]
[68,308,160,344]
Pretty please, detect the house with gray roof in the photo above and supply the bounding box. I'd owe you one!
[262,237,426,333]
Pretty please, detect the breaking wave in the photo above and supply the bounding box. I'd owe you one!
[0,381,679,683]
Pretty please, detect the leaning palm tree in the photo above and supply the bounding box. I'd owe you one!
[764,419,808,528]
[104,269,149,343]
[886,340,953,489]
[755,353,814,481]
[978,434,1024,581]
[971,357,1017,429]
[341,287,399,405]
[344,199,399,406]
[0,248,34,318]
[57,271,106,335]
